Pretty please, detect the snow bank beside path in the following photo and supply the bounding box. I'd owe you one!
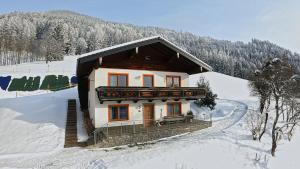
[269,130,300,169]
[191,99,238,121]
[0,88,77,157]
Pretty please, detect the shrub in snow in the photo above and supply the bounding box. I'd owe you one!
[194,76,217,110]
[246,109,266,140]
[186,110,193,116]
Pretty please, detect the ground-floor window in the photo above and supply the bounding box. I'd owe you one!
[109,104,129,121]
[167,102,181,116]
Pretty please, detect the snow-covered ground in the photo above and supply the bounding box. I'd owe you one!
[0,58,298,169]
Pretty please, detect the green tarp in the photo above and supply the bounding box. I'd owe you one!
[40,75,69,91]
[8,76,40,91]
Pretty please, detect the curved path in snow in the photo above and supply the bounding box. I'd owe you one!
[156,99,249,145]
[207,99,248,131]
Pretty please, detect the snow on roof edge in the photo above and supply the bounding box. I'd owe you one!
[158,36,213,71]
[79,36,160,58]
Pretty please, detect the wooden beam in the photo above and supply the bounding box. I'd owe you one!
[129,47,138,59]
[135,47,139,54]
[99,57,103,66]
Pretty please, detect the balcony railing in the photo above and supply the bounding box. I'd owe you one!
[96,86,206,103]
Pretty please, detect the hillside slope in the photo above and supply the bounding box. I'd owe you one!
[0,10,299,79]
[190,72,256,101]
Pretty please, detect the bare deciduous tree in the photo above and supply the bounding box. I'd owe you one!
[249,57,300,156]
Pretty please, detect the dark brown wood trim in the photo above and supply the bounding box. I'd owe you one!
[108,73,129,86]
[166,102,182,116]
[166,75,181,87]
[108,104,130,122]
[142,74,154,87]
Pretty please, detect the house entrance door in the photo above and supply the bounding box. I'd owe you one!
[143,104,154,127]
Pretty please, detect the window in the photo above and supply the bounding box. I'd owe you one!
[143,75,154,87]
[109,104,129,121]
[109,73,128,87]
[166,76,181,87]
[167,102,181,116]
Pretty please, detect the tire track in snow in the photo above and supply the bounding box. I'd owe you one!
[156,99,249,144]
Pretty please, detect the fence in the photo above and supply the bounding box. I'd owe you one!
[91,118,212,147]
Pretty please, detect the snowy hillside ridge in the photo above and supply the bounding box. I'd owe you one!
[1,10,300,79]
[190,72,256,101]
[0,55,78,75]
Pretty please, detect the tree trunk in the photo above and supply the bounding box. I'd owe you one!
[271,96,280,156]
[259,113,268,141]
[259,97,266,114]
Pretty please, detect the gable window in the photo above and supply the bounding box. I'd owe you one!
[143,74,154,87]
[167,102,182,116]
[109,73,128,87]
[109,104,129,121]
[166,76,181,87]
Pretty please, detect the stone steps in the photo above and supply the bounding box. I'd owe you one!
[64,99,79,148]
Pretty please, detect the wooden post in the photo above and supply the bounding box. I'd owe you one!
[133,121,136,134]
[120,122,123,136]
[94,131,97,145]
[106,123,109,140]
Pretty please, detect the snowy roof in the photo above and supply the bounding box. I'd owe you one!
[78,36,212,71]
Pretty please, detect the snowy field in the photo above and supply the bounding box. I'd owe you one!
[0,58,299,169]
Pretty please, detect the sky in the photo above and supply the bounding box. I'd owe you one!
[1,0,299,53]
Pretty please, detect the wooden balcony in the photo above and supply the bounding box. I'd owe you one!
[96,86,206,103]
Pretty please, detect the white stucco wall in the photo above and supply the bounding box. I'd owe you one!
[88,68,191,128]
[93,99,190,128]
[94,68,189,88]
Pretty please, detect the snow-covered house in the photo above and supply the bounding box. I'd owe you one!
[76,36,212,128]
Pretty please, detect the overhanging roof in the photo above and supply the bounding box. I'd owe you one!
[77,36,212,77]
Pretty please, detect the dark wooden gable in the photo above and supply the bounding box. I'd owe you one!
[100,42,199,73]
